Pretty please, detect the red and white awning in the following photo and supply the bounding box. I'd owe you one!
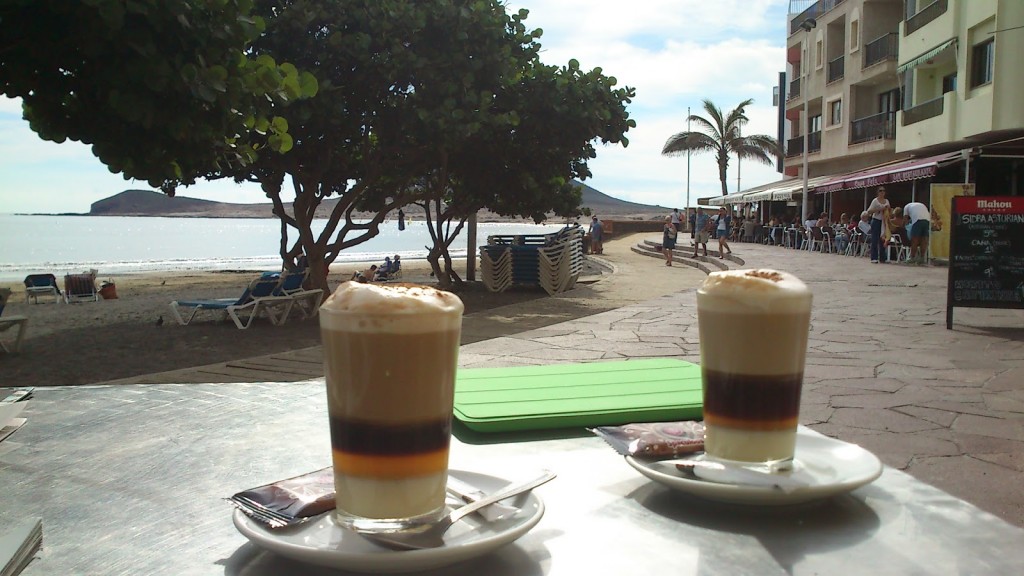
[814,151,962,194]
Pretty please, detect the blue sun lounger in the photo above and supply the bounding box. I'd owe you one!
[168,275,294,329]
[23,274,61,304]
[273,268,323,320]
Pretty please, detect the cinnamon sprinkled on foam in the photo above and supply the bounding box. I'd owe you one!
[698,269,812,313]
[744,269,784,282]
[319,282,463,333]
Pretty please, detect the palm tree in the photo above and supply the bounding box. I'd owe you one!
[662,98,779,196]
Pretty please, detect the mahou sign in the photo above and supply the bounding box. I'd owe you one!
[947,196,1024,329]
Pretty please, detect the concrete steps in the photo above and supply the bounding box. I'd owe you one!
[631,239,746,274]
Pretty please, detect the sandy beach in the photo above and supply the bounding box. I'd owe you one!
[0,233,705,385]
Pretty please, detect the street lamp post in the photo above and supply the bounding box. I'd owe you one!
[800,18,817,224]
[686,106,691,215]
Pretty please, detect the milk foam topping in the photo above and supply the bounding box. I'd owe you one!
[697,269,812,314]
[320,282,464,333]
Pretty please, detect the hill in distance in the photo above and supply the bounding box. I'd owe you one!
[88,181,668,220]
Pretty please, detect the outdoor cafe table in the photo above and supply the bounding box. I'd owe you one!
[2,381,1023,575]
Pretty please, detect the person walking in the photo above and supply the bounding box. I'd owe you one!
[866,186,891,263]
[903,201,931,264]
[670,208,681,233]
[588,215,604,255]
[692,210,710,258]
[662,216,678,266]
[715,207,732,258]
[687,209,697,241]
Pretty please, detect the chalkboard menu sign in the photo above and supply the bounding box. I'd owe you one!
[947,196,1024,329]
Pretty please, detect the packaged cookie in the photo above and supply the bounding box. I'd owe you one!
[591,421,705,459]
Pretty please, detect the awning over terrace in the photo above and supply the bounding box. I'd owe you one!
[897,38,957,74]
[707,180,781,206]
[814,152,962,194]
[737,176,833,201]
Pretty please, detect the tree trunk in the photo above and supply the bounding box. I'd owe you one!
[304,247,330,299]
[426,247,452,289]
[718,154,729,196]
[441,251,462,288]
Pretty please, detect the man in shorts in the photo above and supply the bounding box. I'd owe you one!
[692,210,711,258]
[903,201,931,264]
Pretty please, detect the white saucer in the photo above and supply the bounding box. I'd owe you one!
[626,426,883,506]
[233,469,545,573]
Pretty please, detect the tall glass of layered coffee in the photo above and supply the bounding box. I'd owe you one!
[696,269,812,467]
[319,282,463,532]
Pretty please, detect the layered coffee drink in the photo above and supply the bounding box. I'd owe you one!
[696,269,812,465]
[319,282,463,529]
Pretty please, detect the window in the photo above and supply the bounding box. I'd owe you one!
[809,114,822,133]
[829,100,842,125]
[879,89,900,113]
[850,20,860,51]
[816,39,824,68]
[971,39,994,87]
[942,73,957,94]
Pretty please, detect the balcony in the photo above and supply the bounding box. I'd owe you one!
[808,130,821,153]
[850,112,896,144]
[786,136,803,157]
[896,91,956,150]
[902,96,943,126]
[905,0,947,36]
[863,33,898,69]
[788,77,801,101]
[827,55,845,84]
[789,0,848,35]
[786,131,822,157]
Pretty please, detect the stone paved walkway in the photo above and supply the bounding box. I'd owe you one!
[460,241,1024,527]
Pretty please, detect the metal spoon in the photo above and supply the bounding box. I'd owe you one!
[356,470,556,551]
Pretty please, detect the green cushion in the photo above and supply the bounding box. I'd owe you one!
[454,358,703,432]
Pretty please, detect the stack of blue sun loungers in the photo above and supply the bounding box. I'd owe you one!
[479,225,584,294]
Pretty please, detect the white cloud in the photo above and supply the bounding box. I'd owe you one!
[499,1,790,208]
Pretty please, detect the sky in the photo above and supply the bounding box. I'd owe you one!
[0,0,790,215]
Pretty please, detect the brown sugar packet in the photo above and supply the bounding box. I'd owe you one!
[229,467,335,528]
[591,421,705,459]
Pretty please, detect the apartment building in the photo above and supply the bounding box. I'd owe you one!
[898,0,1024,194]
[776,0,1024,216]
[710,0,1023,214]
[784,0,906,180]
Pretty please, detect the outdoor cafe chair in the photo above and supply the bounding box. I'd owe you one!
[888,234,911,262]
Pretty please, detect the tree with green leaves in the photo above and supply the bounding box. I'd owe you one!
[661,98,779,196]
[419,58,635,287]
[228,0,593,292]
[0,0,317,191]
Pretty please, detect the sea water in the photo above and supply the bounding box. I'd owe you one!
[0,215,564,281]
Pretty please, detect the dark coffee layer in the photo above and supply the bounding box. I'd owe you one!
[330,416,451,456]
[702,369,802,429]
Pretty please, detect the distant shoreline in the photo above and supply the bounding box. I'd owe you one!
[12,211,665,223]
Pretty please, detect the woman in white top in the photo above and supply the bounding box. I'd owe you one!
[715,208,732,259]
[866,186,891,263]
